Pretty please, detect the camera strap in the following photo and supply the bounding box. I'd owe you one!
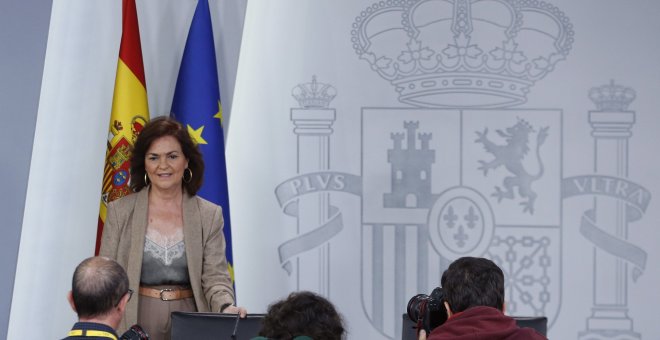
[68,329,118,340]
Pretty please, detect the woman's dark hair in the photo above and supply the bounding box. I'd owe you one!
[258,291,345,340]
[130,116,204,195]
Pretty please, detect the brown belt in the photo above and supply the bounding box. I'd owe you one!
[139,286,193,301]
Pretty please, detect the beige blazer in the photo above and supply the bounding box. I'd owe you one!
[99,188,235,332]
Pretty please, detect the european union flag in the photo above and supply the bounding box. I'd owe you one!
[171,0,235,283]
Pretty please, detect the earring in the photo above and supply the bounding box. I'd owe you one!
[144,173,150,186]
[183,168,193,183]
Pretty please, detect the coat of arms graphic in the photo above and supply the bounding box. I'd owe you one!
[353,1,569,336]
[361,108,561,338]
[274,1,652,339]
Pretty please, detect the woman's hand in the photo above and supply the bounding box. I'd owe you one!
[223,305,248,318]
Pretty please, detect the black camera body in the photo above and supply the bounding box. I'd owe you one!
[119,324,150,340]
[407,287,448,335]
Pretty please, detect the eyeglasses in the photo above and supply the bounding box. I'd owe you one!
[115,288,134,307]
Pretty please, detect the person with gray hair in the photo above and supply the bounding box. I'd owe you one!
[63,256,132,339]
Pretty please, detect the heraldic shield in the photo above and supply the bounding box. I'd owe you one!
[361,108,562,339]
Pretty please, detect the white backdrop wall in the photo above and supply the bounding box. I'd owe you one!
[9,0,660,339]
[229,1,660,339]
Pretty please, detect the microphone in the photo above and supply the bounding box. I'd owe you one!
[119,324,150,340]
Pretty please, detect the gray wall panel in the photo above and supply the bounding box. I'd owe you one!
[0,0,52,338]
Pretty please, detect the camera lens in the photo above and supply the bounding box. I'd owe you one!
[407,288,448,333]
[407,294,430,322]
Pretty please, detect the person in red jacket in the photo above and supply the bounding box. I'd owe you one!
[419,257,546,340]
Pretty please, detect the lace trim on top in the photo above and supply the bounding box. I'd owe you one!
[144,227,185,266]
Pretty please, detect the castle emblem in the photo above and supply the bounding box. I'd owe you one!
[383,121,436,209]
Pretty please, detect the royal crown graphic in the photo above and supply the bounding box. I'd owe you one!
[351,0,574,108]
[292,75,337,109]
[588,80,636,112]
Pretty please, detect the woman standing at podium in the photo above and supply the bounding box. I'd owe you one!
[100,117,246,340]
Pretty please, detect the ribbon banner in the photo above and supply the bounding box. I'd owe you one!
[275,172,362,215]
[275,171,362,273]
[563,175,652,280]
[563,175,651,221]
[580,210,647,281]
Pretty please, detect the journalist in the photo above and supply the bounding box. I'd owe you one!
[419,257,546,340]
[64,256,132,339]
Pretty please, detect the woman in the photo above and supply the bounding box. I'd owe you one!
[100,116,246,339]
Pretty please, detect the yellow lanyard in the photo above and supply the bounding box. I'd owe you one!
[68,329,118,340]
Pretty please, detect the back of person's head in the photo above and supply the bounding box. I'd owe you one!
[258,291,345,340]
[441,257,504,313]
[71,256,129,318]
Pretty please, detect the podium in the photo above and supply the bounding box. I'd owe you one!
[171,312,266,340]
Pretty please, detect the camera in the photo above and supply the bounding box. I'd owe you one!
[407,287,448,334]
[119,324,150,340]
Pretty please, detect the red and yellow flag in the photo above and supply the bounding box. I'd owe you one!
[96,0,149,254]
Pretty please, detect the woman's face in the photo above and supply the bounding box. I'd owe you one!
[144,135,189,192]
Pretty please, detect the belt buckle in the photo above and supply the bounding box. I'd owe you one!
[159,288,175,301]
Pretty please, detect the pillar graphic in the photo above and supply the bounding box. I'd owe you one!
[580,81,640,340]
[289,76,337,296]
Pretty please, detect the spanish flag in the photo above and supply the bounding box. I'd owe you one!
[171,0,235,285]
[96,0,149,254]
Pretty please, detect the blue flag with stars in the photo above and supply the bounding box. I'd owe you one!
[171,0,235,286]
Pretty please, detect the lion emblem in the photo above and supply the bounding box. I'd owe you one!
[475,119,549,214]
